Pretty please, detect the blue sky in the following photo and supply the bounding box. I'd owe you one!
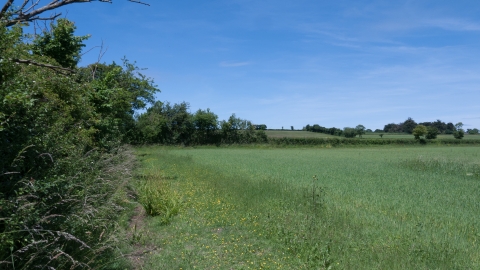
[56,0,480,130]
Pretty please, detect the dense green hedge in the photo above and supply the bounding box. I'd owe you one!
[1,20,153,269]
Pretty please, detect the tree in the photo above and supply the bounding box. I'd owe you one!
[453,129,464,139]
[193,108,218,144]
[1,0,150,27]
[467,128,479,135]
[384,123,401,133]
[412,125,427,139]
[1,0,149,74]
[425,126,439,139]
[218,113,261,143]
[355,124,366,138]
[445,122,455,134]
[75,59,158,145]
[291,126,294,131]
[403,117,417,134]
[455,122,464,130]
[453,122,464,139]
[343,127,356,138]
[1,2,152,268]
[32,19,89,68]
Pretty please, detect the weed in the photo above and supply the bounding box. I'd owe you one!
[136,174,182,224]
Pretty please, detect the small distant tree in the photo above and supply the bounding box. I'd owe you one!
[282,126,284,130]
[344,127,357,138]
[412,125,427,139]
[425,126,439,139]
[453,129,465,139]
[453,122,465,139]
[255,124,267,130]
[355,125,366,138]
[312,124,321,133]
[467,128,479,135]
[384,123,400,133]
[379,134,384,138]
[455,122,464,130]
[291,126,294,131]
[445,122,455,134]
[366,129,373,133]
[403,117,417,134]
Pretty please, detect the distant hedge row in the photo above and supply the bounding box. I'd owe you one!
[267,137,480,147]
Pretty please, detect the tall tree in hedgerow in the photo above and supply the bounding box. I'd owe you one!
[403,117,417,134]
[355,124,366,138]
[32,19,89,69]
[453,122,465,139]
[425,126,439,139]
[412,125,427,139]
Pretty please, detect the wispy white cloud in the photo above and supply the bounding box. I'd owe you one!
[423,18,480,32]
[376,18,480,32]
[219,61,251,67]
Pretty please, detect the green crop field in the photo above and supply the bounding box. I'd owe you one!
[265,130,338,138]
[266,130,480,140]
[134,145,480,269]
[362,133,480,140]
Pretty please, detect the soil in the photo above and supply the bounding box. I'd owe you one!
[125,205,159,269]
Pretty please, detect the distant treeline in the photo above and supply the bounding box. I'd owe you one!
[134,101,268,145]
[303,124,344,136]
[384,118,458,134]
[303,118,479,137]
[269,137,480,147]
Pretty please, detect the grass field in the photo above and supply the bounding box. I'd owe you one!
[265,130,338,138]
[362,133,480,140]
[133,145,480,269]
[267,130,480,140]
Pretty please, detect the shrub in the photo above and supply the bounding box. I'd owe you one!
[1,17,155,269]
[412,125,427,139]
[453,130,465,139]
[343,128,357,138]
[425,126,439,139]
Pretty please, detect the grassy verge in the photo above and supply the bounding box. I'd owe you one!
[133,146,480,269]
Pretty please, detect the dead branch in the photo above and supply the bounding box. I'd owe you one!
[0,0,14,18]
[11,58,74,74]
[1,0,150,27]
[129,0,149,6]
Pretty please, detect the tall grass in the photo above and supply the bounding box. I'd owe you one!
[0,146,136,269]
[136,168,182,224]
